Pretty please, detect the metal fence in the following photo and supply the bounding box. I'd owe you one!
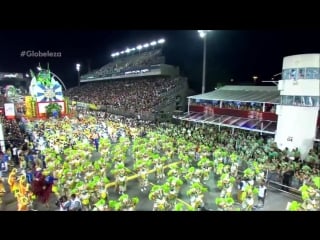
[265,171,302,200]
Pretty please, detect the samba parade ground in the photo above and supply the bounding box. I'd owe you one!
[0,34,319,211]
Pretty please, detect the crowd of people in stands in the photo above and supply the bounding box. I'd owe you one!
[64,77,181,119]
[81,49,163,79]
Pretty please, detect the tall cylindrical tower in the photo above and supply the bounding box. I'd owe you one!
[275,54,320,159]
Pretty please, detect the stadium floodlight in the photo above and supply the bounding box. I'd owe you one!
[157,38,165,44]
[76,63,81,72]
[115,52,120,56]
[143,43,149,48]
[136,45,143,50]
[131,48,136,51]
[150,41,157,46]
[76,63,81,87]
[125,48,131,54]
[25,73,29,78]
[198,30,206,38]
[37,66,42,71]
[111,53,115,58]
[198,30,212,94]
[120,51,125,54]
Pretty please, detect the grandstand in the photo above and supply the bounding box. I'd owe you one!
[66,41,190,122]
[81,49,166,82]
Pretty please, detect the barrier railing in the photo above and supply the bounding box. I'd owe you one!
[236,168,303,201]
[266,178,302,200]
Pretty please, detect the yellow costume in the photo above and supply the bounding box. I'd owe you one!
[8,168,18,192]
[17,193,29,211]
[12,181,20,198]
[0,179,6,196]
[19,175,28,196]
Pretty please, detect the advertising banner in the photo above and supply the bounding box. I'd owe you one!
[4,103,15,119]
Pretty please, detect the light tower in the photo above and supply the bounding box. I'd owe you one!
[76,63,81,87]
[198,30,211,94]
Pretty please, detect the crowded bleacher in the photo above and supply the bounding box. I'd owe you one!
[81,49,164,79]
[64,76,183,120]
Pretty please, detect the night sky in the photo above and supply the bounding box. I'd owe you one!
[1,30,320,92]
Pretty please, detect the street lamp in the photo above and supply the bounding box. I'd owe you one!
[198,30,211,94]
[76,63,81,87]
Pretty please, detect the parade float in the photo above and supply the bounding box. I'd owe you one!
[25,65,70,119]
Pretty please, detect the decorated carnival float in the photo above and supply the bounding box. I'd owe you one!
[1,65,71,121]
[24,65,70,120]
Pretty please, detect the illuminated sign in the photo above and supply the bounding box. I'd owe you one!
[0,72,24,79]
[4,74,18,78]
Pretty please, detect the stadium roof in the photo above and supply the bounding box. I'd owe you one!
[188,85,280,104]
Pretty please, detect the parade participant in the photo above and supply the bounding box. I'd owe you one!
[31,167,46,199]
[187,183,207,210]
[58,195,71,211]
[92,132,100,152]
[242,194,254,211]
[154,158,165,183]
[93,199,108,211]
[19,175,28,196]
[0,155,8,179]
[12,176,20,198]
[153,196,169,211]
[197,157,212,183]
[137,166,149,192]
[241,185,258,211]
[230,162,238,178]
[237,177,246,203]
[166,177,183,208]
[69,193,82,211]
[115,169,127,195]
[41,172,57,207]
[0,160,4,181]
[8,168,18,192]
[118,194,139,211]
[257,181,267,207]
[16,193,30,211]
[0,178,6,197]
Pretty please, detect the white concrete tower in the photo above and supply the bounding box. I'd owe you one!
[275,54,320,159]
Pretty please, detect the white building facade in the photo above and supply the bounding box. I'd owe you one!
[275,54,320,159]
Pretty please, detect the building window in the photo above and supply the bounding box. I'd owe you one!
[290,69,297,79]
[293,96,301,106]
[282,69,290,80]
[306,68,320,79]
[282,67,320,79]
[298,68,305,79]
[281,95,319,107]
